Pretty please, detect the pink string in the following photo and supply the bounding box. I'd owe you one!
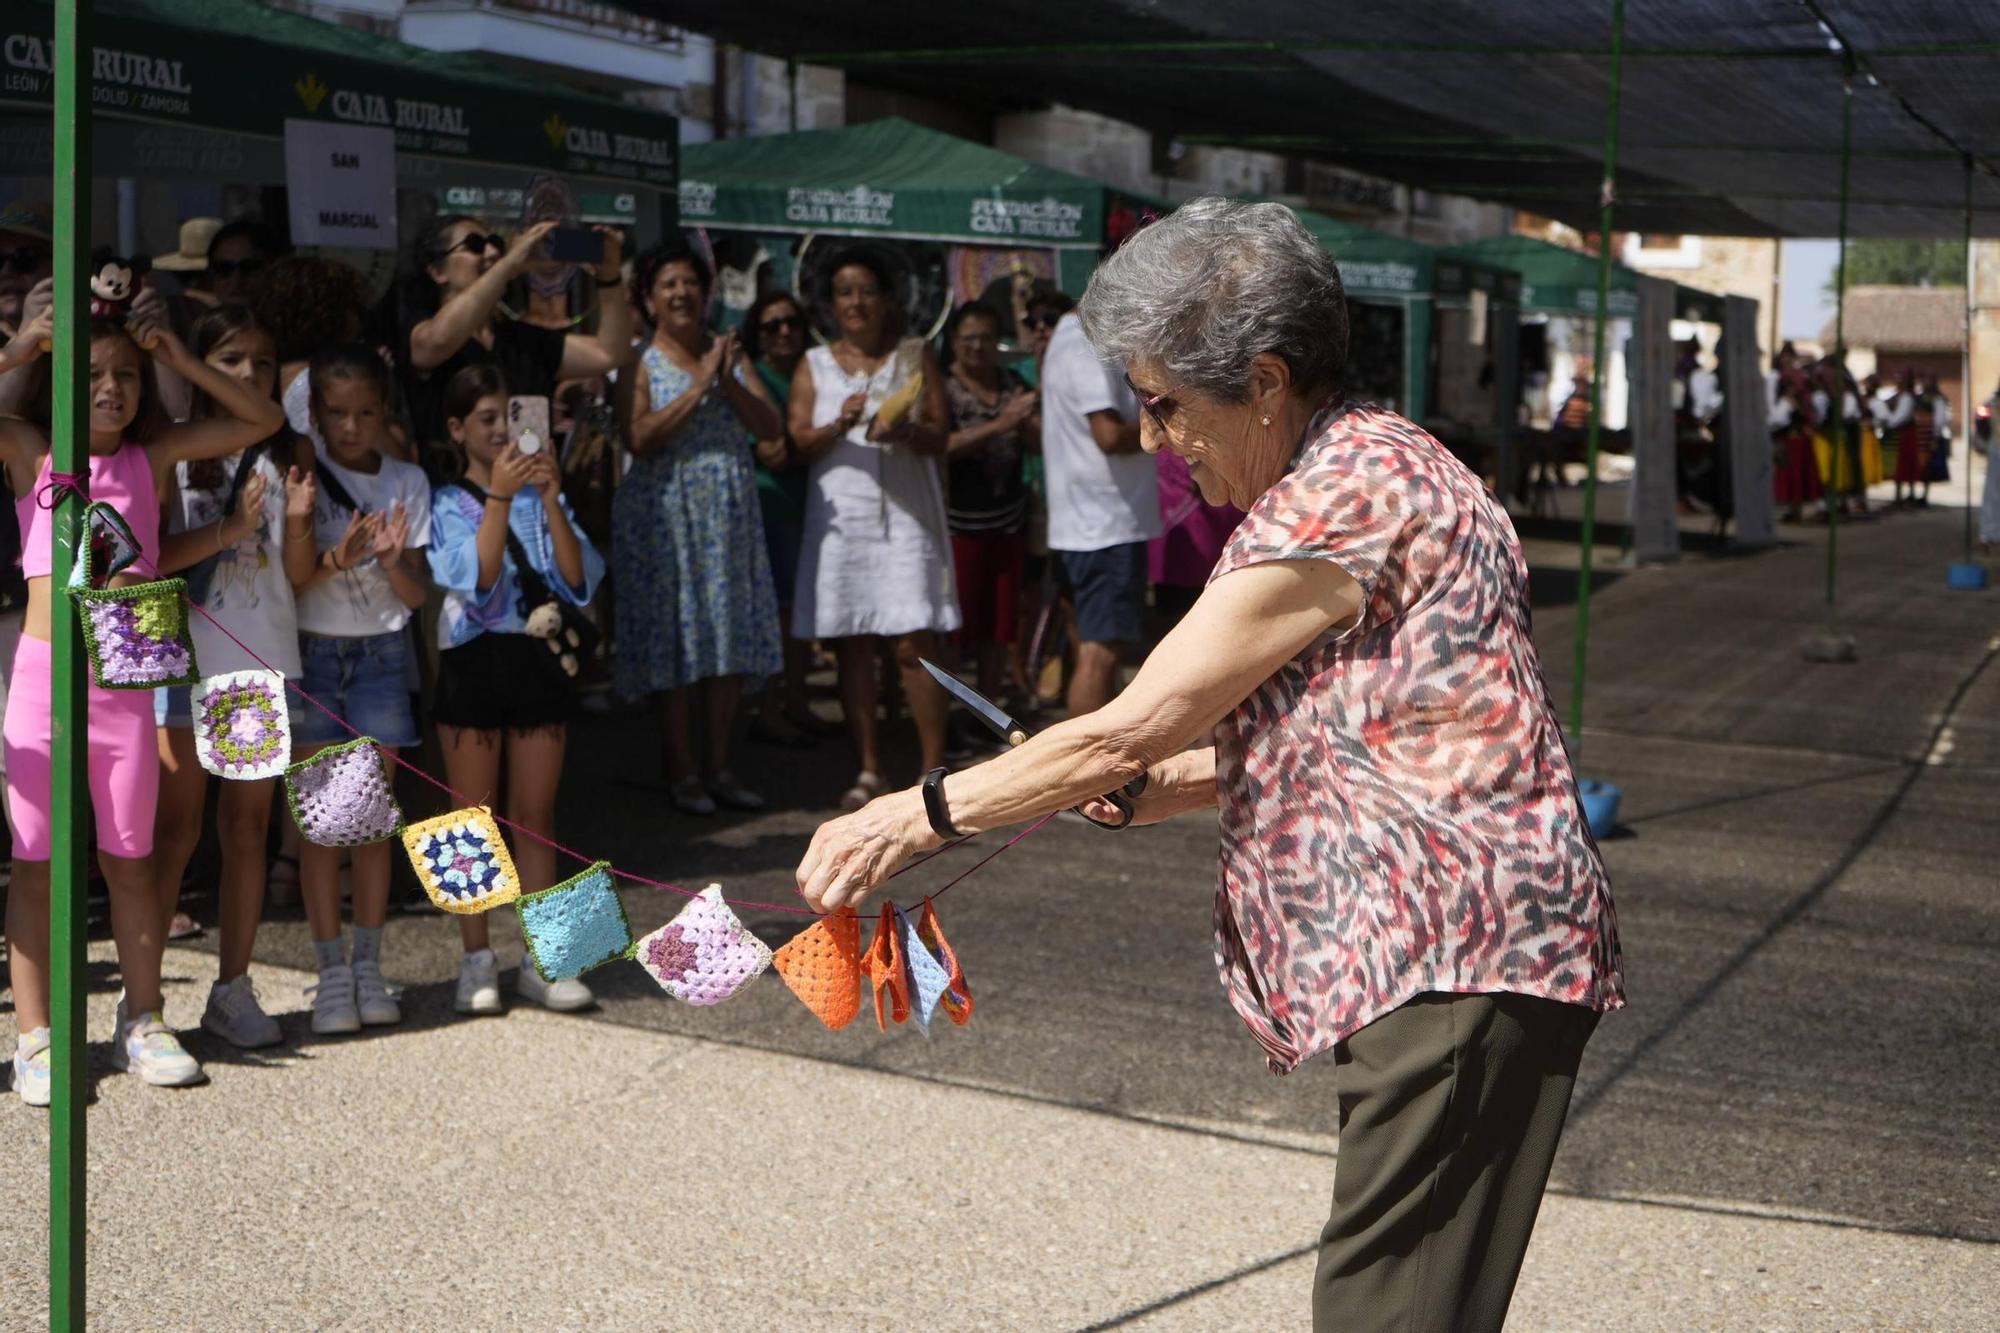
[139,553,1050,917]
[37,472,89,509]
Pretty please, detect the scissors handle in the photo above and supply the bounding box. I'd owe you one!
[1079,771,1149,831]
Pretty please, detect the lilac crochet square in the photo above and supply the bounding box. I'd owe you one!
[635,885,771,1006]
[897,903,954,1034]
[194,670,290,781]
[78,585,197,689]
[285,739,402,846]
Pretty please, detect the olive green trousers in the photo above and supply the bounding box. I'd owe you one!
[1313,992,1598,1333]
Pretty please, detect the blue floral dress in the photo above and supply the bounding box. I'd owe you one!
[614,344,782,694]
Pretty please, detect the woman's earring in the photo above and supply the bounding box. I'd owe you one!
[1261,415,1272,427]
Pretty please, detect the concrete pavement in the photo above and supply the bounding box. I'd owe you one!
[2,498,1997,1329]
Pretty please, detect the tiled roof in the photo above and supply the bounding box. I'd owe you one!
[1819,285,1967,352]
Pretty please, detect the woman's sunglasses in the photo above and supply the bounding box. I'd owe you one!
[208,257,266,279]
[1019,314,1054,332]
[1125,373,1179,431]
[758,313,802,334]
[445,233,506,259]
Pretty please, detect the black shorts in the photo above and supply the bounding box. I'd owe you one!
[432,632,575,733]
[1057,542,1148,646]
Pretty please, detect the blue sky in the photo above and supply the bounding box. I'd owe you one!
[1781,239,1839,341]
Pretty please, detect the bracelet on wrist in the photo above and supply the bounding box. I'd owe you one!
[594,271,623,289]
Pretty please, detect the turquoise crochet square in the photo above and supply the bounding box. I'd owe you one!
[896,903,954,1034]
[517,863,633,981]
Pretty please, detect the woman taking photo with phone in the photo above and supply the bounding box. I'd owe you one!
[615,243,784,814]
[401,215,635,452]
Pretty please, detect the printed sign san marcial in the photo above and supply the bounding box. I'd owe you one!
[5,32,192,116]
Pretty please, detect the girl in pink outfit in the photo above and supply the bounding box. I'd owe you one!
[0,306,284,1103]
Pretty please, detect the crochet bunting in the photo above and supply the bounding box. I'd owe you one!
[402,808,520,916]
[912,899,972,1027]
[895,903,956,1034]
[518,862,632,981]
[861,902,911,1032]
[771,908,863,1031]
[286,738,403,847]
[193,670,290,780]
[71,579,199,689]
[634,884,772,1006]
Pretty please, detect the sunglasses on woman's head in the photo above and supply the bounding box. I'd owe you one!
[446,233,506,258]
[1,247,44,275]
[1020,314,1053,331]
[1125,373,1179,430]
[758,313,802,334]
[208,257,266,279]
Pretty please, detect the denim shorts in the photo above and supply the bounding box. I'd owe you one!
[1058,542,1149,646]
[294,631,420,749]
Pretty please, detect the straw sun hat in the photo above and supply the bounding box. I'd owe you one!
[153,217,224,272]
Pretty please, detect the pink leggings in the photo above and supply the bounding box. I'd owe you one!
[3,633,158,861]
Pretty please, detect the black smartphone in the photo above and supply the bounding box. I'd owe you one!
[546,226,604,265]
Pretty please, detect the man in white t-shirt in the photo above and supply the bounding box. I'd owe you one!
[1039,310,1159,716]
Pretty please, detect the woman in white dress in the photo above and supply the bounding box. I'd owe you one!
[788,253,958,809]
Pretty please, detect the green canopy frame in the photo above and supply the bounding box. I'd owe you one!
[680,118,1167,295]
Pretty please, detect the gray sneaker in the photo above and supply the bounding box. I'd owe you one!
[351,959,402,1027]
[454,948,502,1016]
[112,1010,206,1087]
[201,976,282,1049]
[516,959,594,1012]
[307,965,361,1035]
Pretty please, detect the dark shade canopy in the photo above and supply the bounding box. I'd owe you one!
[625,0,2000,237]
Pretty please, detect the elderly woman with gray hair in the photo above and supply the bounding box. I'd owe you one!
[796,199,1623,1332]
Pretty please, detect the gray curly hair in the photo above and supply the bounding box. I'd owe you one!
[1079,197,1348,404]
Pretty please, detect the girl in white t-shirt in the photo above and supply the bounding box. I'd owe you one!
[292,345,432,1037]
[150,306,318,1049]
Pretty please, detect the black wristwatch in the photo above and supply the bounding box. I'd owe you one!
[922,767,960,839]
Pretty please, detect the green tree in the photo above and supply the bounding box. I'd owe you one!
[1825,238,1966,295]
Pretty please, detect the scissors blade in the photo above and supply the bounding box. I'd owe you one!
[919,659,1029,747]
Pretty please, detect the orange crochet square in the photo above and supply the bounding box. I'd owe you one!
[916,898,973,1026]
[772,908,863,1030]
[861,903,911,1031]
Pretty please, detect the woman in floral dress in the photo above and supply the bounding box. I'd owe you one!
[616,244,783,814]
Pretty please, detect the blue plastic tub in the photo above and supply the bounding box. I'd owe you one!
[1947,562,1989,591]
[1578,780,1623,840]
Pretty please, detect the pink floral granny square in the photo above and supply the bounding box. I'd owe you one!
[634,885,771,1006]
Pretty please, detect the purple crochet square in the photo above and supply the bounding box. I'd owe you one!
[634,886,771,1006]
[78,585,197,689]
[194,670,290,780]
[285,739,402,846]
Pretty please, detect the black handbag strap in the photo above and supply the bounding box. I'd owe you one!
[452,478,555,612]
[313,456,365,517]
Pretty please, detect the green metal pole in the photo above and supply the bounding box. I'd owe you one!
[1827,60,1852,615]
[50,1,91,1327]
[1568,0,1624,744]
[1964,153,1975,561]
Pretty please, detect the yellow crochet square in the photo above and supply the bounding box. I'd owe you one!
[401,807,521,915]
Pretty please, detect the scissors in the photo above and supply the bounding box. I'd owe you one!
[919,659,1147,830]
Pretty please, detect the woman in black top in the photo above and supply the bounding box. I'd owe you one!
[402,215,636,452]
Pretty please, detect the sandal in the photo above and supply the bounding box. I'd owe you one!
[708,772,766,812]
[671,776,718,817]
[167,912,203,941]
[839,771,886,812]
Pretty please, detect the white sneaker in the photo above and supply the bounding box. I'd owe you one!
[307,965,361,1035]
[201,976,282,1049]
[516,959,594,1012]
[112,1010,206,1087]
[351,959,401,1027]
[13,1028,51,1107]
[454,949,502,1016]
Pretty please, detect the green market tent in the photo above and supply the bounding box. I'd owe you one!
[1291,207,1519,424]
[3,0,678,226]
[680,118,1164,294]
[1451,234,1641,319]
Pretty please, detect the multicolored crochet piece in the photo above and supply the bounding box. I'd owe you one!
[517,862,632,981]
[861,902,912,1031]
[285,738,403,847]
[911,899,972,1026]
[771,908,863,1031]
[193,670,290,781]
[71,579,199,689]
[895,902,956,1034]
[634,884,772,1006]
[66,502,141,591]
[403,808,521,916]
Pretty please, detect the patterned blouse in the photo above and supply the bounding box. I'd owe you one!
[1208,401,1624,1074]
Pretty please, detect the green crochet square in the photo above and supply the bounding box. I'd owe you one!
[69,578,199,690]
